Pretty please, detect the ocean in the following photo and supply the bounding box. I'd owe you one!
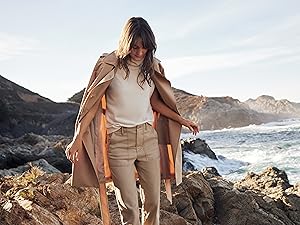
[181,118,300,184]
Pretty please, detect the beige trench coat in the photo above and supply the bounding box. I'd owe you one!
[69,52,182,225]
[69,51,182,191]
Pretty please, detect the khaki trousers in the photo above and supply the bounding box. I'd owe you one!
[107,123,160,225]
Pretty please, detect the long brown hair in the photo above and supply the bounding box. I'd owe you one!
[116,17,157,88]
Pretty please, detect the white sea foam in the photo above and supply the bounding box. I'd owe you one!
[184,151,249,175]
[181,118,300,184]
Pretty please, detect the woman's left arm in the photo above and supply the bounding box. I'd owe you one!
[150,89,200,135]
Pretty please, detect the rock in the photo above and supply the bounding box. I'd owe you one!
[234,167,300,225]
[182,138,217,160]
[183,161,196,171]
[204,167,300,225]
[201,167,221,178]
[0,168,215,225]
[0,163,299,225]
[235,166,292,198]
[16,133,47,146]
[0,159,61,177]
[0,167,103,225]
[285,183,300,224]
[0,134,72,173]
[169,171,215,225]
[160,210,192,225]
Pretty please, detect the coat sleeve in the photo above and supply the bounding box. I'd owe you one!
[71,56,106,142]
[65,57,105,156]
[75,56,104,126]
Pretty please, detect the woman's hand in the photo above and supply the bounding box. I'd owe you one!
[180,118,200,135]
[65,138,81,163]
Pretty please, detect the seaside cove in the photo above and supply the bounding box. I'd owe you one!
[0,75,300,224]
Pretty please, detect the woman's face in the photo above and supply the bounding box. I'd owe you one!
[129,38,148,62]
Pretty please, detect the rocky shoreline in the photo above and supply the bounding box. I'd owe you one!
[0,166,299,225]
[0,134,217,178]
[0,134,299,225]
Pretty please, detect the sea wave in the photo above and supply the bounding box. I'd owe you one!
[181,118,300,184]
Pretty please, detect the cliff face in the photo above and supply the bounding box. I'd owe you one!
[244,95,300,117]
[0,75,79,138]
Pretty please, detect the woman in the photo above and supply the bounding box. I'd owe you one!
[66,17,199,225]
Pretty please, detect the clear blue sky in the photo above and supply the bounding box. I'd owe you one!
[1,0,299,103]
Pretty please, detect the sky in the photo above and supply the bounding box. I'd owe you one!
[0,0,299,103]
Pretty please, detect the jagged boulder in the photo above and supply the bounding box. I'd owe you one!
[235,166,292,197]
[204,166,300,225]
[235,167,300,225]
[0,168,102,225]
[0,134,72,173]
[161,171,215,225]
[182,138,217,160]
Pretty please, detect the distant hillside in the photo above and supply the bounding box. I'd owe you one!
[244,95,300,117]
[0,75,79,138]
[0,75,52,104]
[68,89,84,103]
[172,88,278,130]
[68,87,282,131]
[1,74,299,137]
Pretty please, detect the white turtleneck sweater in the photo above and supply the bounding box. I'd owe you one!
[105,60,155,134]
